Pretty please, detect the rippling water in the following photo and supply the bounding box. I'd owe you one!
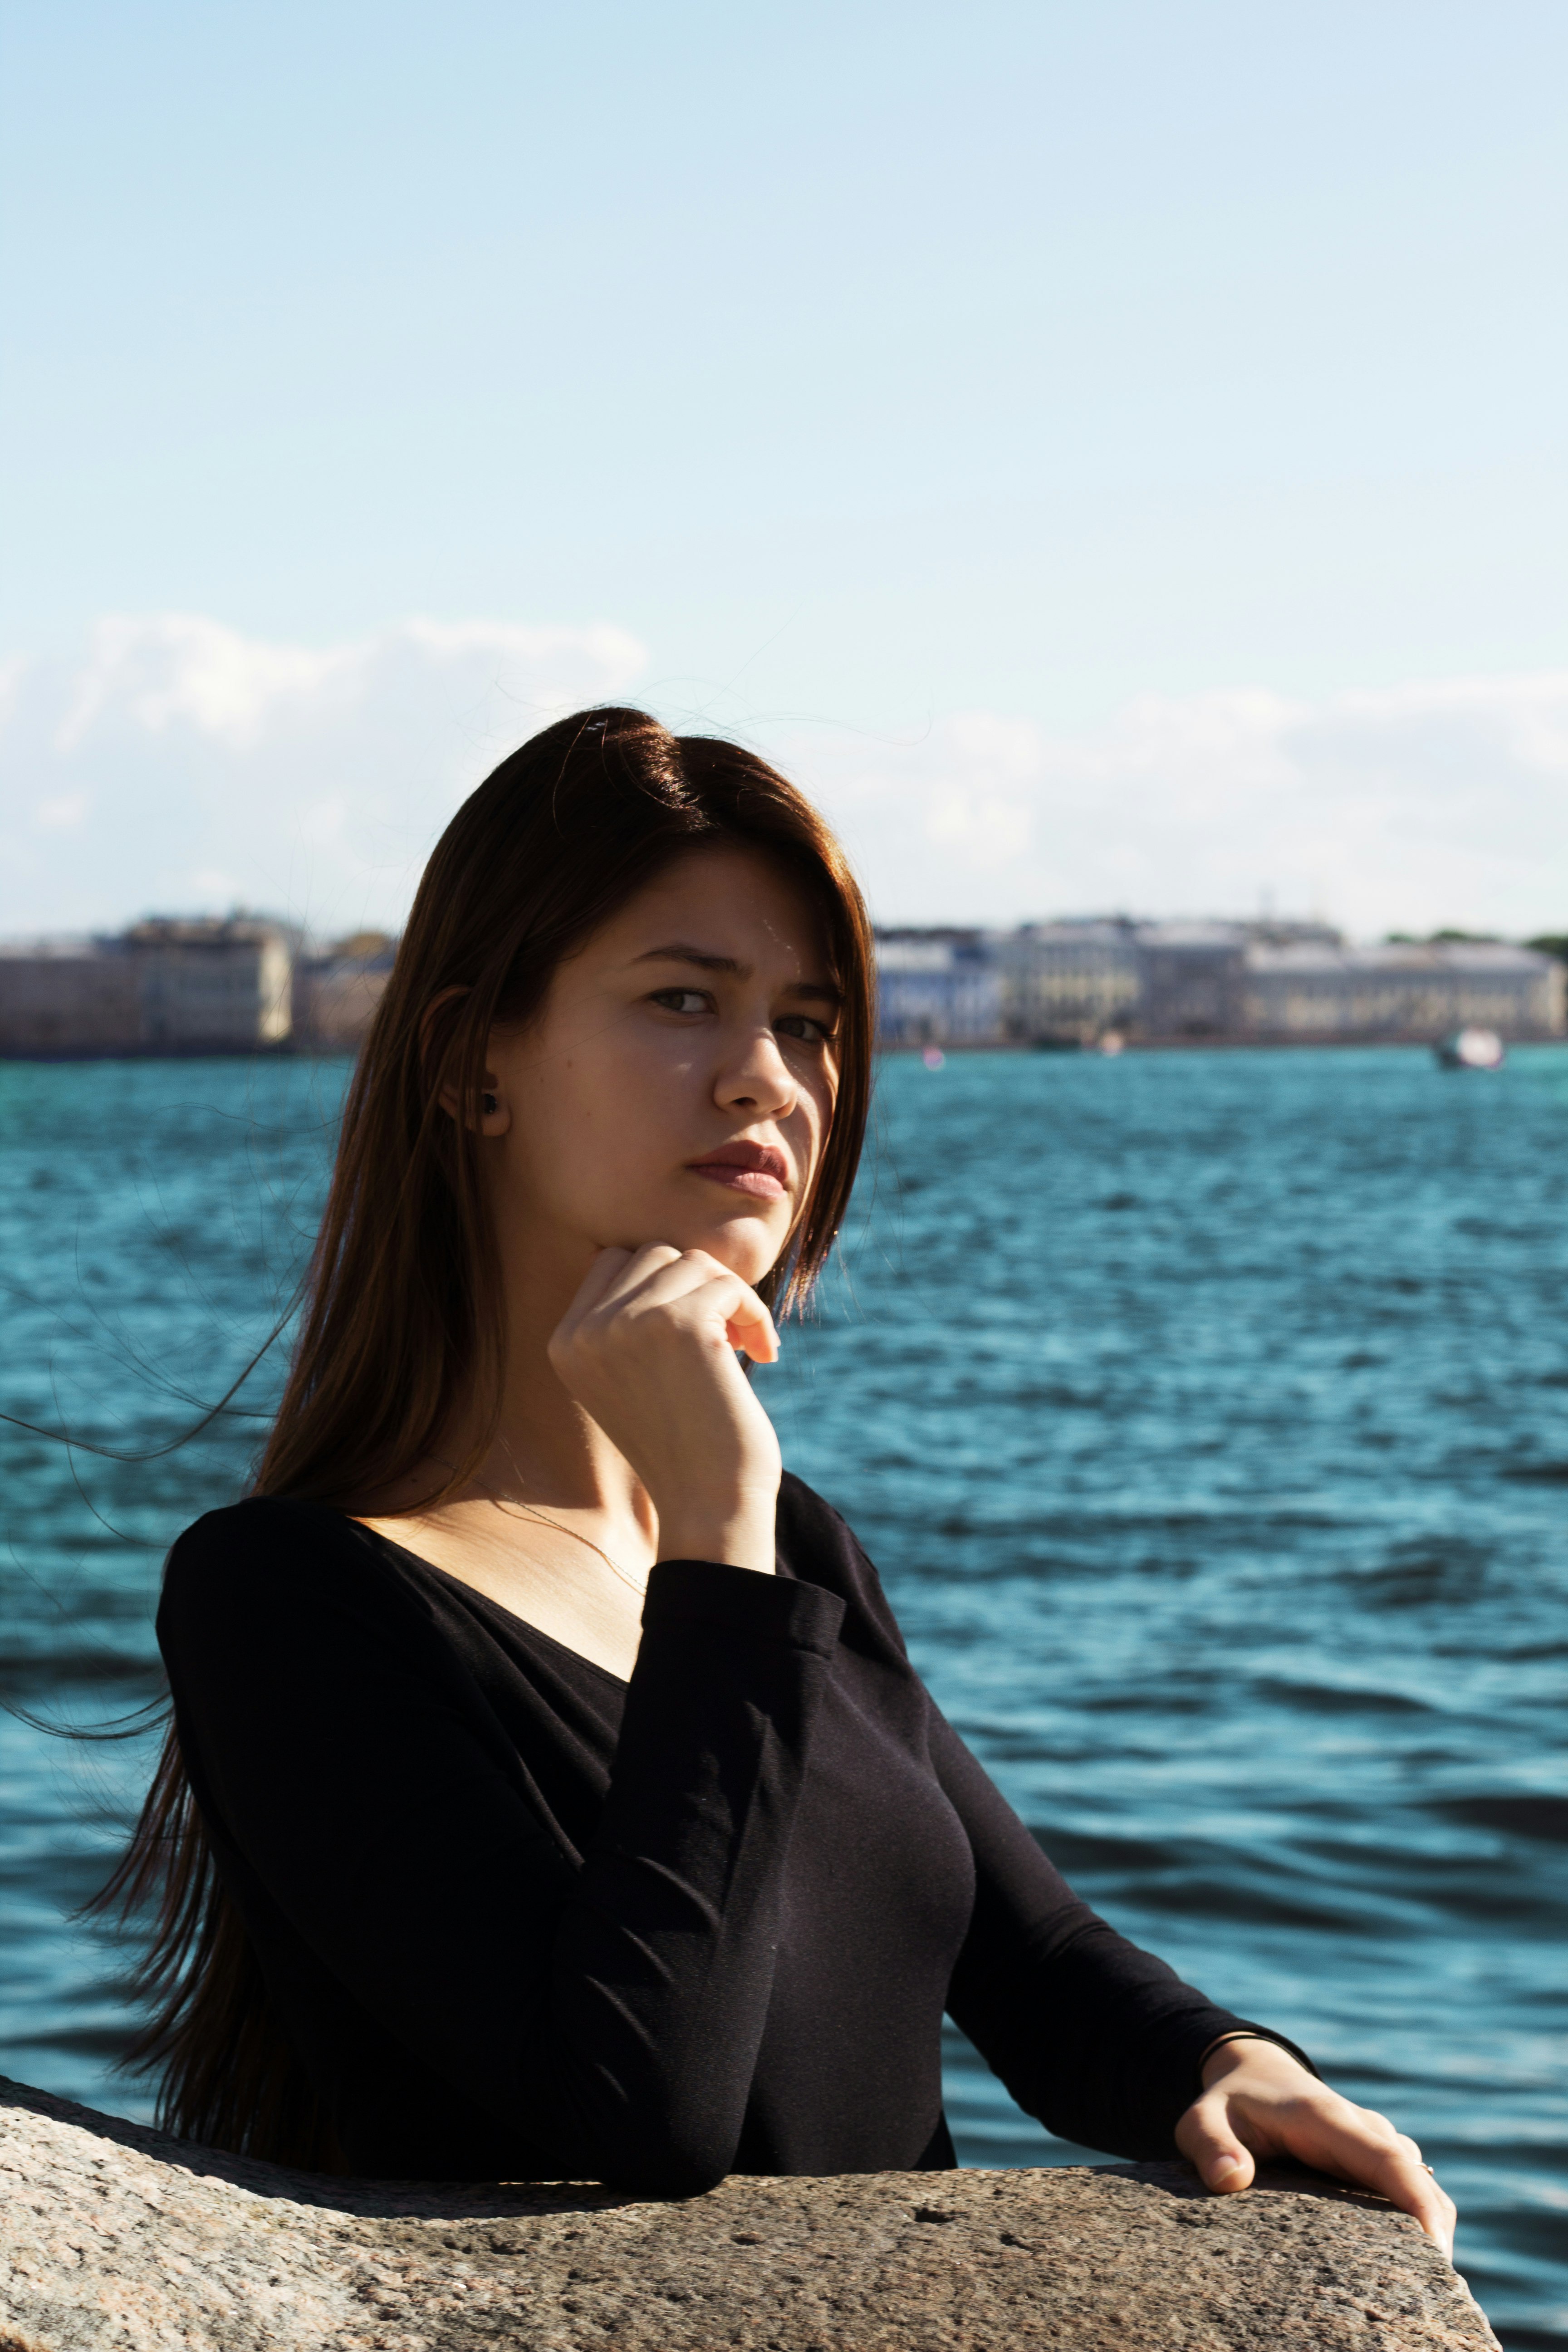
[2,1049,1565,2346]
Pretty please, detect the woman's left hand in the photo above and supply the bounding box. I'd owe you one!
[1175,2036,1457,2262]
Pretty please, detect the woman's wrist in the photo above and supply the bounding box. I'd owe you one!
[655,1494,779,1576]
[1199,2030,1266,2068]
[1199,2033,1309,2092]
[1199,2026,1322,2092]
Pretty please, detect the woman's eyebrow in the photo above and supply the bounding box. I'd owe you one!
[632,944,746,975]
[630,945,842,1004]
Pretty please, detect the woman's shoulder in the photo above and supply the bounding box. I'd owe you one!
[775,1472,909,1662]
[160,1494,424,1639]
[157,1497,512,1734]
[168,1491,362,1571]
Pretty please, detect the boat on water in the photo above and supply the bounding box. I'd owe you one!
[1435,1026,1506,1070]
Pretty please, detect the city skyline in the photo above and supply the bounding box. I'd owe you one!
[5,900,1561,960]
[4,906,1558,1058]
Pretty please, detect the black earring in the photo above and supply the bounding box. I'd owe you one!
[482,1093,498,1117]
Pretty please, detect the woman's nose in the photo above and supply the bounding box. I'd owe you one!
[716,1029,796,1117]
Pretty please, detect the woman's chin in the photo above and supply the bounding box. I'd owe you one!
[694,1228,781,1287]
[669,1207,784,1287]
[582,1200,787,1288]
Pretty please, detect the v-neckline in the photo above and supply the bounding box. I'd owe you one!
[332,1503,636,1690]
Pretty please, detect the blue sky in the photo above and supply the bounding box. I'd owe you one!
[3,0,1567,936]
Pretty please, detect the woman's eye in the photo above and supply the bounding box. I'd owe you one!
[649,988,711,1015]
[776,1014,836,1046]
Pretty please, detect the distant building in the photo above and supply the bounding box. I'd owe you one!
[1134,923,1250,1039]
[871,919,1565,1049]
[0,939,143,1055]
[126,919,293,1051]
[1245,921,1344,951]
[874,932,1003,1046]
[1242,941,1565,1041]
[995,920,1140,1044]
[294,932,397,1050]
[0,918,293,1057]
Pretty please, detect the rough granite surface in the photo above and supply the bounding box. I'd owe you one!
[0,2074,1499,2352]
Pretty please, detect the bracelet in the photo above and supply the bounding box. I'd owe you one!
[1199,2031,1269,2067]
[1198,2026,1323,2083]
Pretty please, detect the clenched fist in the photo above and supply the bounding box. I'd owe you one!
[549,1245,783,1575]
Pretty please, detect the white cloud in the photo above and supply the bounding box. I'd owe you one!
[2,614,1565,939]
[0,653,33,727]
[783,671,1568,936]
[56,614,358,751]
[0,613,649,936]
[32,791,89,832]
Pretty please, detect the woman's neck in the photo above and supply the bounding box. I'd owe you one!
[457,1387,653,1536]
[443,1230,655,1535]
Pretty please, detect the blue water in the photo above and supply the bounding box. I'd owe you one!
[2,1049,1564,2346]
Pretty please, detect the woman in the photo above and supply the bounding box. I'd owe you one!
[122,706,1454,2253]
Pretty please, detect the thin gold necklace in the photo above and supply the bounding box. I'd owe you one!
[429,1453,648,1597]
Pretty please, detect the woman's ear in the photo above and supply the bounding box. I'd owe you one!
[436,1055,511,1136]
[440,1067,510,1135]
[477,1076,510,1135]
[422,989,511,1135]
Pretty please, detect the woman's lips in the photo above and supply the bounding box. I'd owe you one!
[691,1166,786,1197]
[686,1145,789,1200]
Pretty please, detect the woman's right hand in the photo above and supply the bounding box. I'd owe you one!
[548,1245,783,1574]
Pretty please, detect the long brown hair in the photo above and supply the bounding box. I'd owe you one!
[103,707,876,2165]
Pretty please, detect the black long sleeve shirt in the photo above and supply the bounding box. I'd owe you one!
[157,1473,1299,2189]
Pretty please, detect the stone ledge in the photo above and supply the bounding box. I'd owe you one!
[0,2075,1498,2351]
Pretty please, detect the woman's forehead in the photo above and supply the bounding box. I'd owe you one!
[592,845,832,968]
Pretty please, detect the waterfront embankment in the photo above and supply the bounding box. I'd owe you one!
[0,2073,1499,2351]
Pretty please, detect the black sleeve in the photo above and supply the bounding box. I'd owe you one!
[158,1513,845,2194]
[929,1707,1318,2158]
